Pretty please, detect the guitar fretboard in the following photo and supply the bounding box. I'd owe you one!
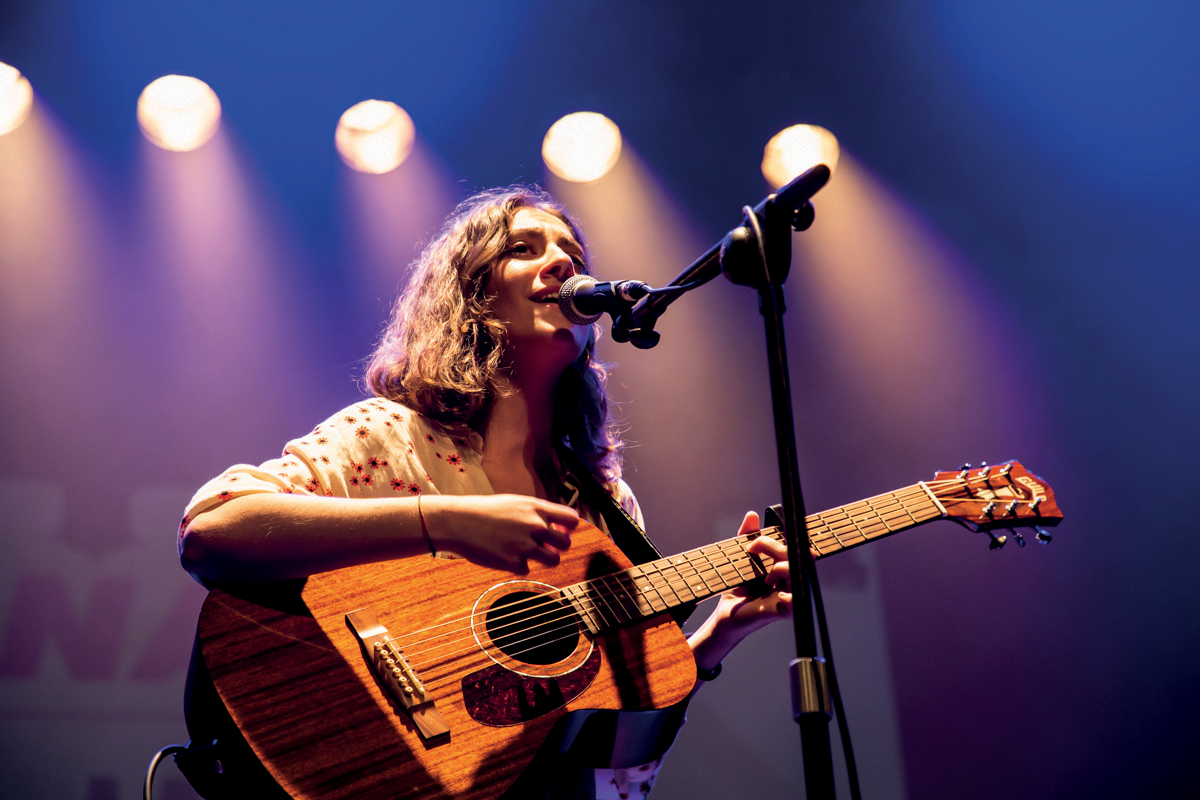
[561,482,943,634]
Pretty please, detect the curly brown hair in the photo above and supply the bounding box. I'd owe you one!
[364,186,623,480]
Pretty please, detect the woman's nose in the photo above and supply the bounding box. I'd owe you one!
[542,244,579,279]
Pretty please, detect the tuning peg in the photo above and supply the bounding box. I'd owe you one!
[1004,500,1019,517]
[1013,529,1026,548]
[988,531,1007,550]
[1035,526,1053,545]
[983,502,996,518]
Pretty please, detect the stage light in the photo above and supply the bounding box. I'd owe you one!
[335,100,415,174]
[762,124,840,188]
[542,112,622,183]
[137,75,221,152]
[0,62,34,136]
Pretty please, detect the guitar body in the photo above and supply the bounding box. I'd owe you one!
[197,522,696,800]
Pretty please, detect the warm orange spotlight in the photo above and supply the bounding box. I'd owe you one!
[762,124,840,188]
[137,75,222,152]
[542,112,622,183]
[335,100,415,175]
[0,62,34,136]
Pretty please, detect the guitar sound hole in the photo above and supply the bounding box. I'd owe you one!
[485,591,578,665]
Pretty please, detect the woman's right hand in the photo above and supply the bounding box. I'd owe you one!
[420,493,578,573]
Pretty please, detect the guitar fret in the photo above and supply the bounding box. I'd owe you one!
[599,575,637,624]
[594,576,627,622]
[628,566,669,615]
[613,570,656,618]
[682,553,715,598]
[666,556,699,603]
[722,539,760,582]
[587,579,624,628]
[647,561,688,607]
[706,543,746,589]
[633,563,672,611]
[560,584,602,634]
[690,547,720,595]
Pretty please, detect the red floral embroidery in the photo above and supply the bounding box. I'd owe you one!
[425,433,435,443]
[361,474,373,486]
[305,478,319,493]
[344,415,357,424]
[356,426,370,439]
[217,490,233,501]
[408,483,421,495]
[391,479,405,491]
[349,476,360,486]
[316,436,329,445]
[446,453,462,467]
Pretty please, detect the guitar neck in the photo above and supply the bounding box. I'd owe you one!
[561,482,944,634]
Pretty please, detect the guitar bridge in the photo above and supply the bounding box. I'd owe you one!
[346,607,450,741]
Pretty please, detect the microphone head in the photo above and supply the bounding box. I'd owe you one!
[558,274,603,325]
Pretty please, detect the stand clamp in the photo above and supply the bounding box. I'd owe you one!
[790,656,833,721]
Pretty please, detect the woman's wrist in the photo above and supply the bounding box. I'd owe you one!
[687,612,737,677]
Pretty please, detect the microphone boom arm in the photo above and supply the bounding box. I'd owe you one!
[611,164,830,349]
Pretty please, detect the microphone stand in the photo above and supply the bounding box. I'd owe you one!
[612,165,839,799]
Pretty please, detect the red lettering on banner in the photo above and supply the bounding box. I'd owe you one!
[0,574,135,679]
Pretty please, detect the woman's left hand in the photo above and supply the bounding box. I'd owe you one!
[687,511,795,674]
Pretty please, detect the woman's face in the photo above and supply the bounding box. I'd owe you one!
[487,206,591,368]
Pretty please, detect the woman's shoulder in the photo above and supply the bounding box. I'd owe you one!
[290,397,482,469]
[297,397,449,445]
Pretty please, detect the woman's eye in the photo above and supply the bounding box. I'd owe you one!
[507,243,531,255]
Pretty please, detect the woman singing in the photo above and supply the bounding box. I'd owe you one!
[179,186,792,799]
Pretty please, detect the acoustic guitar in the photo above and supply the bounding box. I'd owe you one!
[195,460,1061,799]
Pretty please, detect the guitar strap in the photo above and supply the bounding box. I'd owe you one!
[556,444,696,627]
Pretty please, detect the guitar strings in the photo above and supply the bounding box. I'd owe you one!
[397,474,1018,683]
[400,486,932,670]
[432,469,1040,672]
[411,489,927,667]
[398,482,951,675]
[392,479,957,648]
[416,489,946,686]
[417,473,1035,676]
[403,484,955,683]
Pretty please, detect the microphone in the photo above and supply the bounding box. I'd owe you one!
[558,274,652,325]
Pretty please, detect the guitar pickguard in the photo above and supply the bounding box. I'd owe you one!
[462,649,602,726]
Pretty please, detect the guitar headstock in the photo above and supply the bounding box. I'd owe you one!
[930,461,1063,549]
